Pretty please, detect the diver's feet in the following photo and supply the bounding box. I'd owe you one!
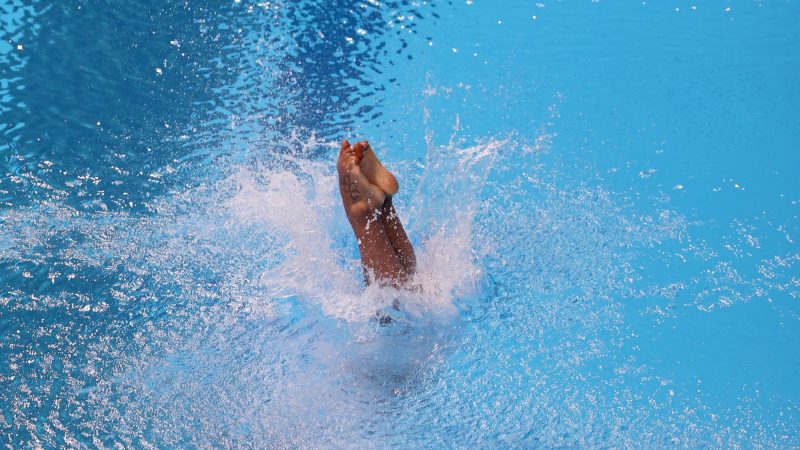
[337,139,385,217]
[353,140,399,196]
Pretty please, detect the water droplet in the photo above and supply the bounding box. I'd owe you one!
[639,168,657,178]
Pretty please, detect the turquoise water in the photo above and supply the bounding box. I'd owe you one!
[2,0,799,447]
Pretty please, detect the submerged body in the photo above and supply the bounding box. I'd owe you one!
[337,139,416,287]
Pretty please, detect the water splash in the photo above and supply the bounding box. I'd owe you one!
[2,128,798,447]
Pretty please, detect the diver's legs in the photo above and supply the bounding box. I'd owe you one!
[354,211,406,286]
[380,196,417,281]
[337,140,405,286]
[352,140,416,283]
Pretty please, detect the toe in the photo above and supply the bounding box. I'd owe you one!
[344,148,358,166]
[353,141,366,161]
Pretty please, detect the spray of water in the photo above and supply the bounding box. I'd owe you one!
[2,126,797,447]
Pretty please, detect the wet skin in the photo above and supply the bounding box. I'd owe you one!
[337,139,416,287]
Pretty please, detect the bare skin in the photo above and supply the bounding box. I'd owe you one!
[337,139,416,287]
[353,141,399,196]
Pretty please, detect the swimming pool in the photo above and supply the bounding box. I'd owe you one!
[1,0,798,447]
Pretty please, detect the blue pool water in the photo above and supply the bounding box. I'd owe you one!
[2,0,799,447]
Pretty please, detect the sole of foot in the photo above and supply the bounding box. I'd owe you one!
[338,140,385,215]
[353,140,399,196]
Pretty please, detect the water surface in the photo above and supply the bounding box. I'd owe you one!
[1,0,799,447]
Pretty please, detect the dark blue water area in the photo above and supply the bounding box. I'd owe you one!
[2,0,800,448]
[1,0,416,210]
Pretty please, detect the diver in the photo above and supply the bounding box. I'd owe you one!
[336,139,417,288]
